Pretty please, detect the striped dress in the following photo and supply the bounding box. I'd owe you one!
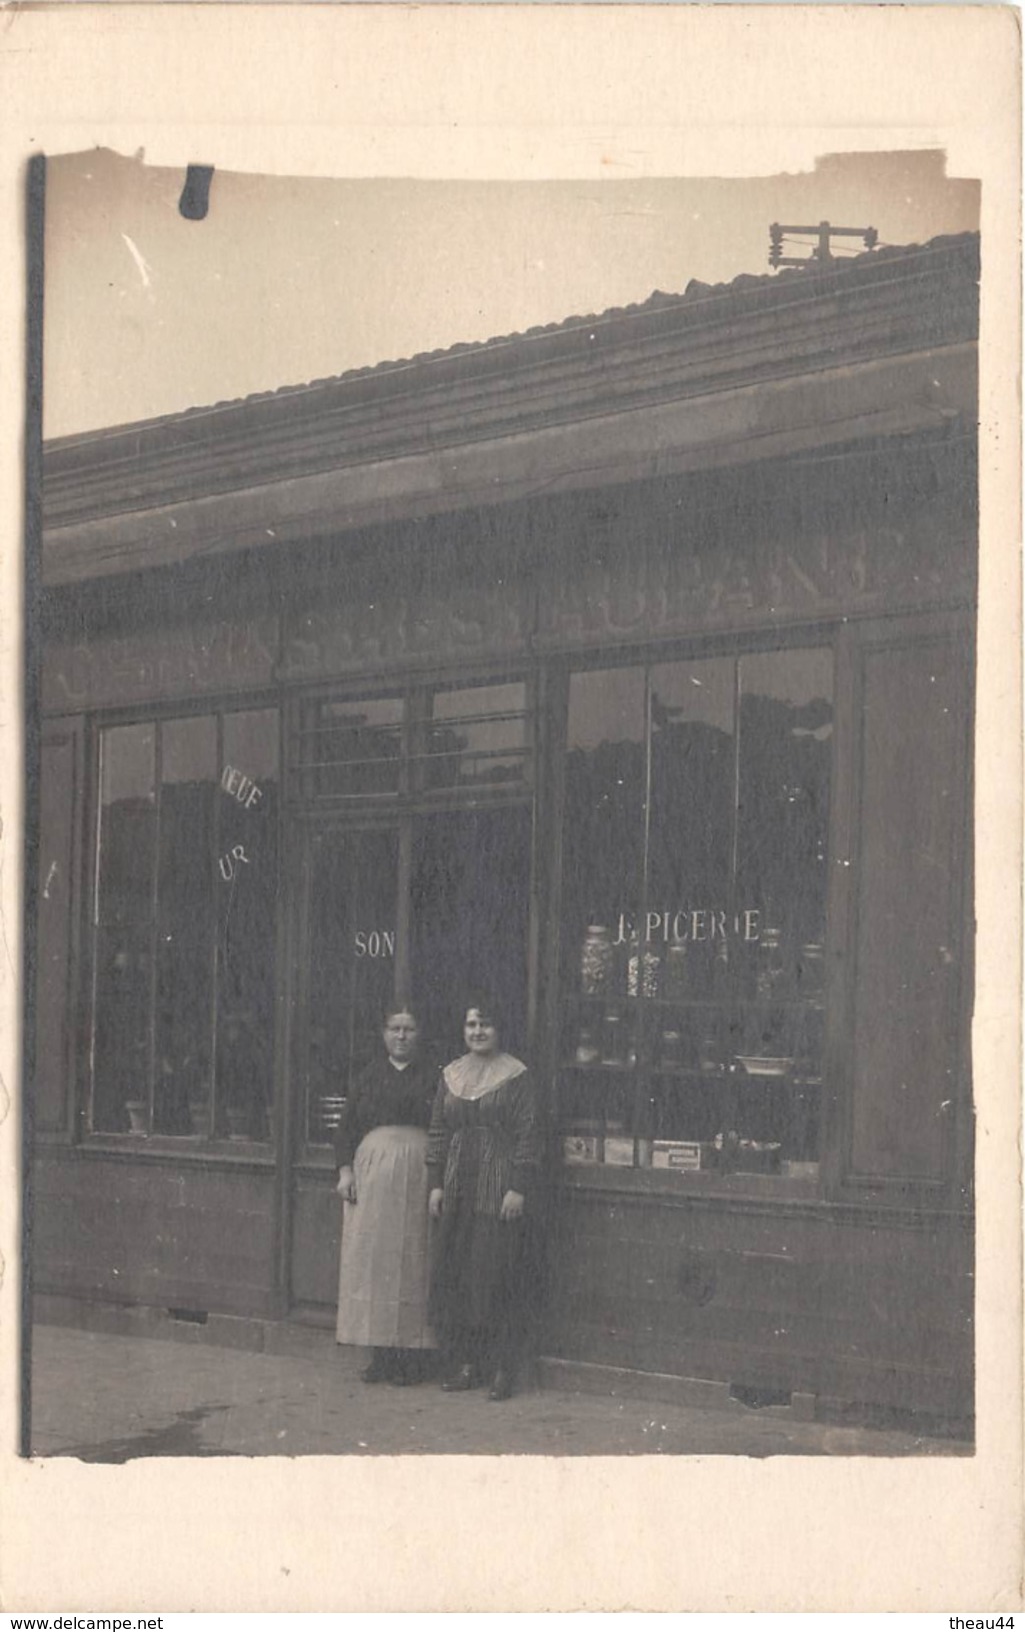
[426,1066,541,1348]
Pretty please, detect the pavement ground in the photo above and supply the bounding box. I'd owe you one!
[28,1322,973,1460]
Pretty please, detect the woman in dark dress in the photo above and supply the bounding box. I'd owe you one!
[335,1004,438,1385]
[427,998,541,1401]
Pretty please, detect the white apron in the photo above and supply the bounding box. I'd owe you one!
[335,1124,437,1349]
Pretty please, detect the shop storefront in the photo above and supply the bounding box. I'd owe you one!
[32,233,978,1421]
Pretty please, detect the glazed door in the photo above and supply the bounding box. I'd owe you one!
[288,804,534,1313]
[289,823,401,1308]
[408,805,533,1064]
[300,824,402,1149]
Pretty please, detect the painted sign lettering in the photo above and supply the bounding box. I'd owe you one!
[218,843,251,883]
[614,909,761,945]
[44,616,279,713]
[282,583,529,681]
[221,764,263,809]
[354,929,396,959]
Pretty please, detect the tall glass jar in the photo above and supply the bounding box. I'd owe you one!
[580,924,614,995]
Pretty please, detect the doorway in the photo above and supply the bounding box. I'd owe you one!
[288,802,533,1311]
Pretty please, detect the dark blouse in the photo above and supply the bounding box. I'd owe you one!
[333,1054,438,1171]
[425,1070,540,1216]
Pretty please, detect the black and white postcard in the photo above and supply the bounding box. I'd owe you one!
[2,3,1020,1613]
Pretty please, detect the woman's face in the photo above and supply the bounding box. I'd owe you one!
[464,1008,500,1057]
[383,1012,418,1062]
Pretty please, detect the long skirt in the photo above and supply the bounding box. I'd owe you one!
[429,1194,531,1360]
[335,1125,436,1349]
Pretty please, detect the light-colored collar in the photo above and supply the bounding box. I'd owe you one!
[443,1051,527,1100]
[388,1057,412,1071]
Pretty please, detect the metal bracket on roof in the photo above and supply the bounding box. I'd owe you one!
[769,221,878,269]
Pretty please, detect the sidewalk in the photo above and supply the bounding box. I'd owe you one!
[28,1322,973,1459]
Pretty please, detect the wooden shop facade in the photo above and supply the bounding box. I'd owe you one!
[32,233,978,1423]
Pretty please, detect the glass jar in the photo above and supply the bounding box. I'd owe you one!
[663,940,688,1001]
[627,931,661,998]
[580,924,614,995]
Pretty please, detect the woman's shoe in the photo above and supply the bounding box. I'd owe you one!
[360,1349,393,1384]
[397,1353,435,1386]
[488,1368,513,1401]
[441,1363,478,1392]
[391,1352,423,1386]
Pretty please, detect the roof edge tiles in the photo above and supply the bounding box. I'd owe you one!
[44,231,979,454]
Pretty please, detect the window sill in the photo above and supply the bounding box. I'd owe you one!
[557,1162,972,1227]
[558,1161,820,1205]
[68,1135,276,1168]
[296,1146,338,1174]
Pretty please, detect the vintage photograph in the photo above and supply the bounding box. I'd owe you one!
[26,145,980,1461]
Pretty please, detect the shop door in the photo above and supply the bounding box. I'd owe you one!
[408,805,532,1063]
[289,823,402,1309]
[288,804,533,1313]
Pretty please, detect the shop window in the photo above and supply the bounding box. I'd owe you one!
[34,722,83,1135]
[296,681,530,802]
[90,708,279,1141]
[301,696,404,799]
[215,710,279,1141]
[559,647,832,1180]
[417,683,529,792]
[93,724,157,1135]
[153,716,217,1134]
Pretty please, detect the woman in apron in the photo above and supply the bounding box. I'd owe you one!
[334,1005,438,1384]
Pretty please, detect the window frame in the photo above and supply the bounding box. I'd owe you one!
[544,611,974,1206]
[543,625,845,1200]
[81,692,284,1158]
[289,664,538,1161]
[290,667,535,811]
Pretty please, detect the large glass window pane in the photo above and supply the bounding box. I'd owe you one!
[422,682,528,790]
[96,724,155,926]
[305,827,400,1145]
[153,716,217,1135]
[644,657,737,1145]
[558,648,833,1179]
[410,806,532,1064]
[306,697,403,798]
[215,709,280,1140]
[92,925,153,1133]
[92,711,283,1144]
[92,725,156,1132]
[560,668,646,1141]
[727,650,832,1170]
[648,656,736,998]
[735,649,833,995]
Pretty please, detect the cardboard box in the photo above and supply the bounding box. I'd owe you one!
[563,1133,600,1165]
[652,1139,702,1171]
[602,1135,635,1167]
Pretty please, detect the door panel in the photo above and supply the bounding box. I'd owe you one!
[410,805,532,1063]
[302,826,401,1148]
